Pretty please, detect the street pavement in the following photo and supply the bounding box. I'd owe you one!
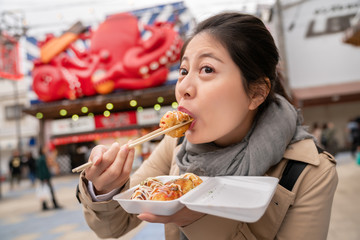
[0,152,359,240]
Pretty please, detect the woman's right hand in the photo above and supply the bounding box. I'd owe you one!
[84,142,135,195]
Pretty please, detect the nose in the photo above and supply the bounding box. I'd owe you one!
[176,74,195,100]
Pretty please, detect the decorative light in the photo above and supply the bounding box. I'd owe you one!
[59,109,67,116]
[139,66,149,75]
[150,61,159,70]
[104,110,110,117]
[81,106,88,113]
[130,100,137,107]
[154,104,161,111]
[171,102,178,109]
[157,96,164,103]
[36,112,43,119]
[72,114,79,121]
[137,106,143,112]
[106,103,114,110]
[88,113,94,117]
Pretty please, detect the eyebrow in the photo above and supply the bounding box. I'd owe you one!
[182,52,224,63]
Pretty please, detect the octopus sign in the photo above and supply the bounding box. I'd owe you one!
[32,12,183,102]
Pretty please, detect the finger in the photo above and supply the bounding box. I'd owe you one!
[85,145,107,179]
[97,145,134,191]
[92,154,102,166]
[88,145,108,166]
[112,144,130,174]
[121,145,135,176]
[95,142,121,173]
[86,143,119,182]
[96,145,129,188]
[137,213,170,224]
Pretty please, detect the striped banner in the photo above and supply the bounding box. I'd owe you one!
[24,1,195,104]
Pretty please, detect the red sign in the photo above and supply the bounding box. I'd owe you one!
[52,129,138,146]
[0,33,23,80]
[94,111,137,129]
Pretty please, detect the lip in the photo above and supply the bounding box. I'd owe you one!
[177,106,196,130]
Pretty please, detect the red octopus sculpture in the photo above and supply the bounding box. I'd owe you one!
[32,12,183,102]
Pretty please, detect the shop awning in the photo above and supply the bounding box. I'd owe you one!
[23,84,176,120]
[292,81,360,107]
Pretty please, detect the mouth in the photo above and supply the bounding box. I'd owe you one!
[177,106,196,130]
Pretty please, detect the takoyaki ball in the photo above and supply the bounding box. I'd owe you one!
[140,177,163,189]
[149,184,183,201]
[159,111,192,138]
[167,125,190,138]
[181,173,203,187]
[131,186,153,200]
[165,178,194,194]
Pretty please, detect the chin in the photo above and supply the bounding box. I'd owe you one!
[185,132,211,145]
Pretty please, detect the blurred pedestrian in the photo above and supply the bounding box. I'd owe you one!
[321,122,338,155]
[321,122,329,148]
[347,117,360,158]
[26,151,37,186]
[311,122,322,146]
[8,150,22,190]
[36,145,62,211]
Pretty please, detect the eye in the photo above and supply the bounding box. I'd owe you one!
[179,68,188,76]
[200,66,214,74]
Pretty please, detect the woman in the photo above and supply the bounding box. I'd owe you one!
[36,145,62,210]
[78,12,338,239]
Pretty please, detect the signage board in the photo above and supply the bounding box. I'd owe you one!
[94,111,137,129]
[51,116,95,135]
[136,106,173,126]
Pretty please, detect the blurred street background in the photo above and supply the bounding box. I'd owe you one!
[1,0,360,239]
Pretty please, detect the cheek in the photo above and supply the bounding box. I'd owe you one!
[208,83,250,124]
[175,82,180,102]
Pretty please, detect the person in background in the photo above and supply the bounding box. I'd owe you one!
[8,150,22,190]
[77,12,338,239]
[26,151,37,186]
[36,145,62,211]
[321,122,329,149]
[311,122,322,146]
[321,122,338,156]
[356,145,360,165]
[347,117,360,158]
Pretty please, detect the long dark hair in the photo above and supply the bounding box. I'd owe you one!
[180,12,291,112]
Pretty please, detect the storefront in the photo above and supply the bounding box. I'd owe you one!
[23,84,177,174]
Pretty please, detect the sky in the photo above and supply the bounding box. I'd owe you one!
[0,0,275,37]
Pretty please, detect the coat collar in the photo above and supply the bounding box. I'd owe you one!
[283,139,320,166]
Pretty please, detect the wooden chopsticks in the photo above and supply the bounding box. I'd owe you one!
[71,120,192,173]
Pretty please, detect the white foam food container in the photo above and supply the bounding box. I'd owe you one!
[113,175,278,222]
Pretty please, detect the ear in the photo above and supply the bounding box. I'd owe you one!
[248,77,271,110]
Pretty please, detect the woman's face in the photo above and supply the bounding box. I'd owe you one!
[176,33,257,146]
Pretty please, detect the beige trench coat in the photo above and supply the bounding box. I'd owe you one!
[78,136,338,240]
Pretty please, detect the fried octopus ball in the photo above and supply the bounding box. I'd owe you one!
[140,177,163,189]
[165,178,194,194]
[131,186,153,200]
[130,174,203,201]
[181,173,203,187]
[159,111,192,138]
[149,184,183,201]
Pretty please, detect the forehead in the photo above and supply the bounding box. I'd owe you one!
[182,32,230,60]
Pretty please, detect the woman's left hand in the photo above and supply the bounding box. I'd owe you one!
[137,207,205,227]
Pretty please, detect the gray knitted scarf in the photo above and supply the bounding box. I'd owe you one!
[176,95,313,177]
